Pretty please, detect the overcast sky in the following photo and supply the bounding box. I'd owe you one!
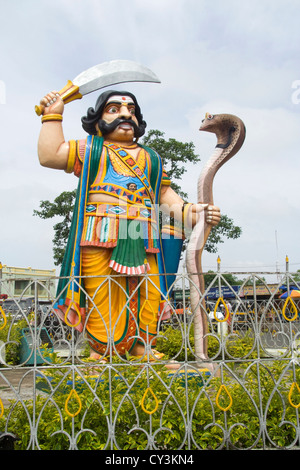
[1,0,300,280]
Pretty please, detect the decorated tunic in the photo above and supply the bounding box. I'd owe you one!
[54,135,173,332]
[67,138,171,274]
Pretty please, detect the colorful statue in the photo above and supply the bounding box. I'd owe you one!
[37,62,221,360]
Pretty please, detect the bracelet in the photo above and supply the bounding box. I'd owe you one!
[182,202,193,225]
[181,201,188,212]
[41,113,63,123]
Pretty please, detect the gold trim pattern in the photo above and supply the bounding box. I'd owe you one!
[107,147,146,177]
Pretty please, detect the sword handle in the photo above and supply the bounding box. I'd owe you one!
[35,80,82,116]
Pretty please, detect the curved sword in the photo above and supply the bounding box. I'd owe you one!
[35,59,160,115]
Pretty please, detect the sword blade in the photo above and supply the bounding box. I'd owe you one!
[35,60,160,116]
[73,59,160,96]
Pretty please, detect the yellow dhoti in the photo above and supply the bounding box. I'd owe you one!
[81,247,161,356]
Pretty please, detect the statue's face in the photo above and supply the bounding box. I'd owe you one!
[100,95,139,143]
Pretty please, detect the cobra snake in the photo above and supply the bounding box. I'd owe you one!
[185,113,246,369]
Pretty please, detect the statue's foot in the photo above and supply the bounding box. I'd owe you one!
[88,349,108,364]
[163,360,217,374]
[163,360,181,370]
[130,344,165,361]
[89,351,101,360]
[129,343,145,356]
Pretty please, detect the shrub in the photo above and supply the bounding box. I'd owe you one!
[156,325,256,361]
[0,317,28,365]
[1,325,299,450]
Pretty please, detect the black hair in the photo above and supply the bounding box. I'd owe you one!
[81,90,147,137]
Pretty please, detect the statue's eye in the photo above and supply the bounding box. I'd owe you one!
[107,106,118,114]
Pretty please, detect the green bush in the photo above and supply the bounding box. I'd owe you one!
[0,317,28,365]
[1,361,299,450]
[1,325,299,450]
[156,325,256,361]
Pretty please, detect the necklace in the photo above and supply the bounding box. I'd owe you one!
[106,147,147,177]
[105,140,138,149]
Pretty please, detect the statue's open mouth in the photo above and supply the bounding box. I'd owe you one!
[98,118,141,137]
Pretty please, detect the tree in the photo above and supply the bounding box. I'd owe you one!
[33,190,76,266]
[205,214,242,254]
[142,129,200,199]
[204,271,243,288]
[143,130,242,255]
[33,130,242,266]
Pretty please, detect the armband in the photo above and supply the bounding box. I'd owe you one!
[65,140,77,174]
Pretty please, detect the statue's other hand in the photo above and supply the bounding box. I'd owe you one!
[205,205,221,226]
[191,203,221,227]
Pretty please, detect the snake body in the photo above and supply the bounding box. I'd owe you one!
[186,113,246,367]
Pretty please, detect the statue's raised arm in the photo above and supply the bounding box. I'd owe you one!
[37,91,69,169]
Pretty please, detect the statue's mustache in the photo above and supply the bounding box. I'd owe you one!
[97,118,142,137]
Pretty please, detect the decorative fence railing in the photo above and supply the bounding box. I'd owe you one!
[0,267,300,450]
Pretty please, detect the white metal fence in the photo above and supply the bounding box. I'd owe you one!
[0,268,300,450]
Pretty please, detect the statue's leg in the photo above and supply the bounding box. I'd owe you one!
[130,254,163,359]
[81,247,130,357]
